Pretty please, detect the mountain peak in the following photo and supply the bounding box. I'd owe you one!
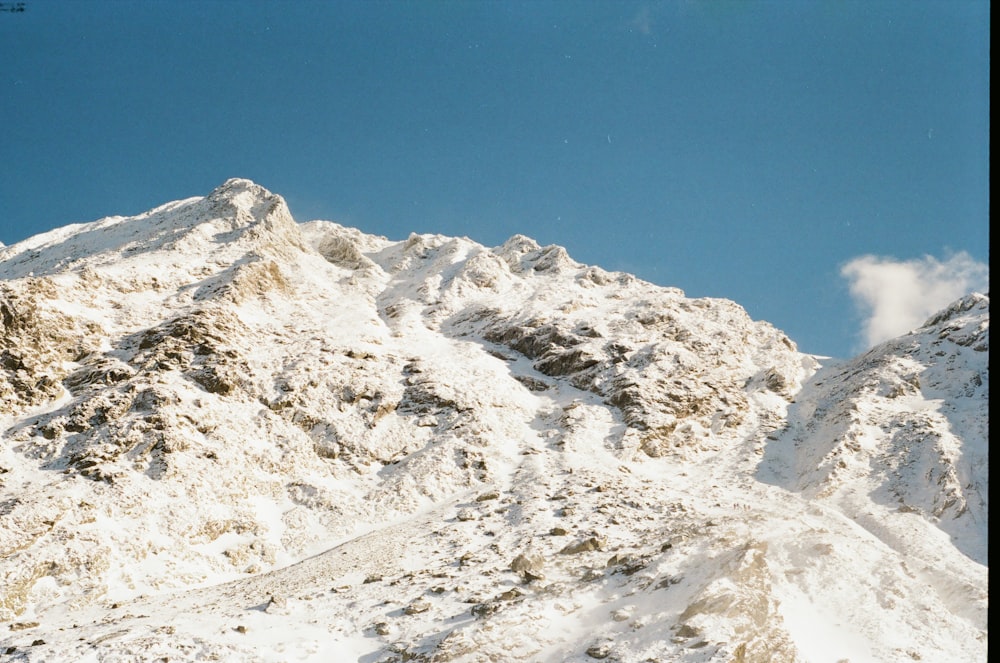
[206,177,272,206]
[203,177,295,231]
[920,290,990,330]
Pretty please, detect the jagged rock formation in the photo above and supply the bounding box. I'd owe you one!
[0,180,988,662]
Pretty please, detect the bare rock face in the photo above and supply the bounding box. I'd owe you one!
[0,180,987,663]
[1,279,102,417]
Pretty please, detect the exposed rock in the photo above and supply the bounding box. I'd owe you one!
[559,536,607,555]
[510,553,545,582]
[455,508,477,522]
[475,491,500,502]
[470,602,499,619]
[585,642,612,659]
[264,595,286,613]
[403,598,431,615]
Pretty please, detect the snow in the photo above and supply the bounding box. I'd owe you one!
[775,591,876,663]
[0,179,987,662]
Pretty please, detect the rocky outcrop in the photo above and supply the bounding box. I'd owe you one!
[1,280,102,416]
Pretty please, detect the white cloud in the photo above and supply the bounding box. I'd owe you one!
[840,251,989,350]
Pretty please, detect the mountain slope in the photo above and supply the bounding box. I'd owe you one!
[0,180,987,662]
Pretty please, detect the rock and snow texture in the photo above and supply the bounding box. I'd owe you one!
[0,179,987,662]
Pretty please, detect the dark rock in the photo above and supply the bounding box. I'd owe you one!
[676,623,700,638]
[607,553,646,576]
[655,575,682,589]
[192,366,236,396]
[497,587,524,601]
[534,349,600,378]
[585,642,612,659]
[471,602,499,619]
[514,375,550,392]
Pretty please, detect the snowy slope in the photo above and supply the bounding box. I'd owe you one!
[0,180,987,662]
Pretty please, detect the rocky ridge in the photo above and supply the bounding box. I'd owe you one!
[0,180,988,662]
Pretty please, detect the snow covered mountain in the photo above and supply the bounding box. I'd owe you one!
[0,180,987,662]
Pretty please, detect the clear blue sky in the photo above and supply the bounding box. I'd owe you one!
[0,1,989,358]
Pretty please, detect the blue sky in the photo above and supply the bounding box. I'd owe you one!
[0,0,989,358]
